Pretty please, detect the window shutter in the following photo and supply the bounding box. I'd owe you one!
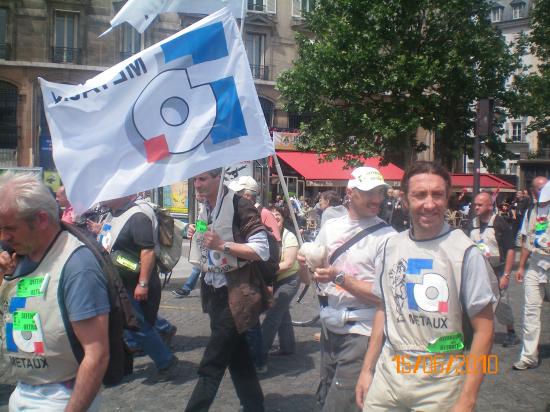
[266,0,276,14]
[292,0,301,17]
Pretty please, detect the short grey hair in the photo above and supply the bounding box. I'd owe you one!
[207,168,223,178]
[243,189,257,199]
[0,171,60,225]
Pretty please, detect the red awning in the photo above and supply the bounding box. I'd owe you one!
[275,151,404,181]
[450,174,515,191]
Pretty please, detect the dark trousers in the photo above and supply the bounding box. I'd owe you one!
[185,285,264,412]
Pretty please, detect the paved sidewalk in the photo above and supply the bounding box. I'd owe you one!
[1,248,550,411]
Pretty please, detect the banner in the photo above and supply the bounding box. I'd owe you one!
[273,131,300,151]
[40,8,274,213]
[105,0,244,34]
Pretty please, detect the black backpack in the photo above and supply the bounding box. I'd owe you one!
[255,226,281,285]
[59,223,139,386]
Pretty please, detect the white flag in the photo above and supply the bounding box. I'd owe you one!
[40,8,274,213]
[105,0,244,34]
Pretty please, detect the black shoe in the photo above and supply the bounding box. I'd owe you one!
[172,288,191,298]
[502,332,519,347]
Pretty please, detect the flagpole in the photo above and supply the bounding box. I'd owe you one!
[239,0,247,33]
[211,167,227,229]
[273,153,304,247]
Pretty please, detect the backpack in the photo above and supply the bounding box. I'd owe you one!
[60,222,139,387]
[136,200,184,273]
[255,226,281,285]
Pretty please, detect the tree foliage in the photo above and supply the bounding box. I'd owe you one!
[512,0,550,146]
[277,0,522,170]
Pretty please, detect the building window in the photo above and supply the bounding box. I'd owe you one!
[53,11,80,63]
[247,0,276,14]
[120,23,143,60]
[512,4,524,19]
[245,33,269,80]
[292,0,314,18]
[0,81,18,166]
[511,121,524,142]
[288,112,311,129]
[490,7,502,22]
[259,97,274,127]
[0,9,8,59]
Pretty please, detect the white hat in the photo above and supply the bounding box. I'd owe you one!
[347,167,388,192]
[539,181,550,203]
[228,176,259,193]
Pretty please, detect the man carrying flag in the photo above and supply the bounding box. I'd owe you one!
[186,168,270,411]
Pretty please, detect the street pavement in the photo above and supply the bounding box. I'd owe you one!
[1,243,550,411]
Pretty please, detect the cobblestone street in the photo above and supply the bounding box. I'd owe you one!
[1,249,550,411]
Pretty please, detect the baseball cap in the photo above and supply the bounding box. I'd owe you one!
[228,176,259,193]
[347,167,388,192]
[539,181,550,203]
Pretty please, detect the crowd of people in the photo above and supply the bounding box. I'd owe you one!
[0,162,548,411]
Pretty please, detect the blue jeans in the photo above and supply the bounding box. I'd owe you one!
[246,323,266,368]
[261,275,299,356]
[126,293,173,370]
[182,266,201,291]
[125,316,173,351]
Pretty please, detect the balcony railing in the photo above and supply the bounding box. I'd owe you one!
[51,47,81,64]
[0,43,11,60]
[250,65,270,80]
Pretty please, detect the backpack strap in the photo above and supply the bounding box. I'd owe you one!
[328,221,389,265]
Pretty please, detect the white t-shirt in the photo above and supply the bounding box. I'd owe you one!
[315,214,396,335]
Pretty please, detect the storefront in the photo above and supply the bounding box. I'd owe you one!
[271,150,404,201]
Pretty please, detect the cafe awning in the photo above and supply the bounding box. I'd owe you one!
[275,151,404,183]
[450,173,516,192]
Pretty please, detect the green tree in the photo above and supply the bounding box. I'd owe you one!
[512,0,550,149]
[277,0,521,170]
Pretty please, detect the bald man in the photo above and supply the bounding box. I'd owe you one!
[514,176,550,370]
[469,192,517,347]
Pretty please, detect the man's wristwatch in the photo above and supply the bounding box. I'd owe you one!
[334,271,346,286]
[138,281,148,288]
[223,242,231,254]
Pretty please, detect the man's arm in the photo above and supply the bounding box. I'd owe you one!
[451,303,494,412]
[356,305,385,409]
[516,245,531,283]
[314,266,380,305]
[65,314,109,412]
[202,230,267,261]
[134,248,156,301]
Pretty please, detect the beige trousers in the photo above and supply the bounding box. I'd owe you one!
[519,258,550,365]
[363,346,464,412]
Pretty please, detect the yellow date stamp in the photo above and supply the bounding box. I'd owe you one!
[393,354,499,375]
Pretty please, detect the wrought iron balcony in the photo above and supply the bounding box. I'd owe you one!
[250,65,270,80]
[0,43,11,60]
[51,47,81,64]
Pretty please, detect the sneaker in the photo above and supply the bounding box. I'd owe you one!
[255,365,268,374]
[172,288,191,298]
[512,360,538,370]
[502,332,519,347]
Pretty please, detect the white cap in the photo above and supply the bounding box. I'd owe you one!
[539,181,550,203]
[347,167,388,192]
[228,176,259,194]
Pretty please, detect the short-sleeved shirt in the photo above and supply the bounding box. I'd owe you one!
[13,247,110,322]
[373,223,496,318]
[316,214,396,335]
[110,204,157,284]
[468,214,514,267]
[277,229,299,281]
